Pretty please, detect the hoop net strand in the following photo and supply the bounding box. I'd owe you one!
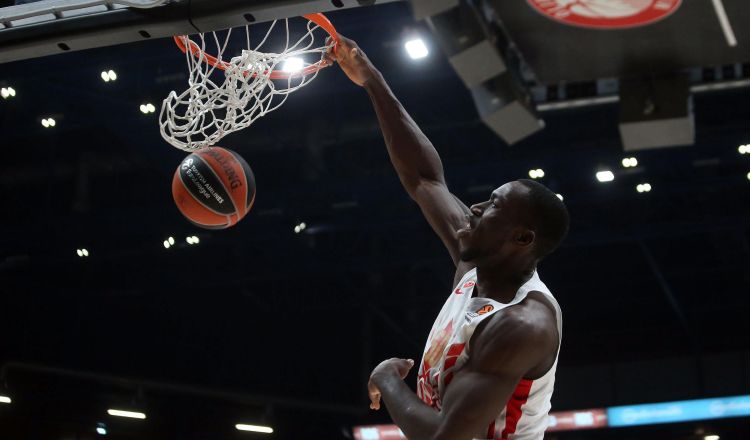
[160,15,337,152]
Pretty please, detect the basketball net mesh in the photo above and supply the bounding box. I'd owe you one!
[160,19,332,152]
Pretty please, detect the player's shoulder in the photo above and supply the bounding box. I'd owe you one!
[488,294,556,341]
[469,293,558,370]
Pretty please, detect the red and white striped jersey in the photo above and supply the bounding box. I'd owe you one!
[416,268,562,440]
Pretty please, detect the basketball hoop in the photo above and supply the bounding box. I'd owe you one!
[159,13,339,152]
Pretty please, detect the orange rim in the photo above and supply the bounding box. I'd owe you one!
[173,13,339,80]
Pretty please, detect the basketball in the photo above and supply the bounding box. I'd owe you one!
[172,147,256,229]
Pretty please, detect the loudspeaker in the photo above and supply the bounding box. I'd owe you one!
[619,75,694,151]
[426,2,507,88]
[471,73,544,145]
[409,0,459,21]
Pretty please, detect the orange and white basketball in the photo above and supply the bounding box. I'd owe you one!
[172,147,256,229]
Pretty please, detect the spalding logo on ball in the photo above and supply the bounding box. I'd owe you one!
[172,147,256,229]
[526,0,682,29]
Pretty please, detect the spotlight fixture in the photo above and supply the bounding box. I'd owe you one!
[1,86,16,99]
[101,69,118,82]
[76,248,90,257]
[41,117,56,128]
[596,170,615,182]
[621,157,638,168]
[186,236,200,245]
[163,240,171,249]
[236,424,273,434]
[636,183,652,193]
[528,168,545,179]
[107,409,146,419]
[281,57,304,73]
[139,103,156,114]
[739,144,750,155]
[294,222,307,234]
[404,38,429,60]
[168,236,175,246]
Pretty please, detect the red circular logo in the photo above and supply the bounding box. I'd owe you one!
[526,0,682,29]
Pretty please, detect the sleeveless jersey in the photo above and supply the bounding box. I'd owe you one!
[416,268,562,440]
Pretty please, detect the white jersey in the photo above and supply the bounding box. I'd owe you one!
[416,268,562,440]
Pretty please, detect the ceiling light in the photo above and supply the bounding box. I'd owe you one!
[42,117,56,128]
[107,409,145,419]
[163,240,171,249]
[77,249,83,257]
[96,422,107,435]
[556,193,564,201]
[528,168,545,179]
[140,103,156,114]
[622,157,638,168]
[704,436,720,440]
[596,170,614,182]
[0,396,11,404]
[747,171,750,181]
[1,87,15,99]
[636,183,652,193]
[740,144,750,154]
[101,69,117,82]
[281,57,304,73]
[236,424,273,434]
[82,249,89,257]
[168,236,175,245]
[41,119,49,128]
[186,236,194,244]
[405,38,429,59]
[192,236,199,244]
[294,222,307,234]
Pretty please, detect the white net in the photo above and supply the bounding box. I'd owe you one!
[160,18,333,152]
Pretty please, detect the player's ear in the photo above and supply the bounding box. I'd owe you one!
[514,228,535,248]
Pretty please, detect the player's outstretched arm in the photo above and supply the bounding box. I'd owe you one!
[368,304,557,440]
[327,36,471,266]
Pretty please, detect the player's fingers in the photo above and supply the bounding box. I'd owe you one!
[369,392,381,410]
[330,37,350,62]
[397,358,415,378]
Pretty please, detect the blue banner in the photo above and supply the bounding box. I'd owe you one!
[607,395,750,427]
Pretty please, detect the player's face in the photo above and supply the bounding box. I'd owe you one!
[457,182,529,263]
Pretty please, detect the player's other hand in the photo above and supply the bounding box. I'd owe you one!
[367,357,415,410]
[324,35,378,87]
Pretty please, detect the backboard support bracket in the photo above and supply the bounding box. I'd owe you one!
[0,0,401,64]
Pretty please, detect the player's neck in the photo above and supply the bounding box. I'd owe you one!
[474,263,535,303]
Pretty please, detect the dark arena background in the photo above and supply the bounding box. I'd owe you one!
[1,0,750,439]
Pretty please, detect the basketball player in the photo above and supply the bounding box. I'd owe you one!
[326,37,569,440]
